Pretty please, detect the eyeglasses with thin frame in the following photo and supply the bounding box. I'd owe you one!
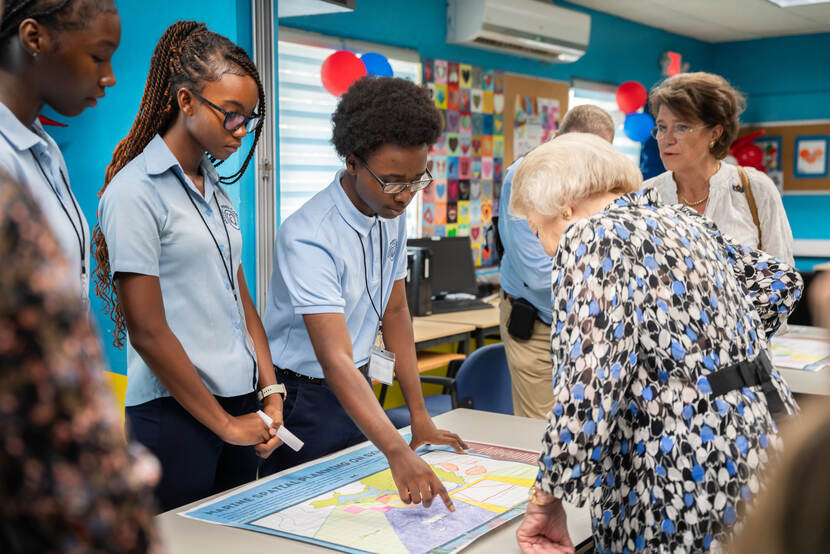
[190,89,263,133]
[651,123,707,140]
[355,154,433,194]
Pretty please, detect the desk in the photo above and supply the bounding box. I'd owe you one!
[377,351,468,405]
[156,409,593,554]
[417,304,501,349]
[412,319,474,354]
[773,325,830,396]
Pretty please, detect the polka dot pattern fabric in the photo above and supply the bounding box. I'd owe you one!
[536,188,801,553]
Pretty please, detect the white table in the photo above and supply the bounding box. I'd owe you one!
[156,408,593,553]
[772,325,830,396]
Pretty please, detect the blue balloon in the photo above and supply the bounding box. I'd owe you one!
[360,52,393,77]
[624,112,655,143]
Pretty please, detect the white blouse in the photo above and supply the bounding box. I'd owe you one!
[645,164,794,265]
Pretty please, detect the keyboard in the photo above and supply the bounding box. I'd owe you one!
[429,298,494,314]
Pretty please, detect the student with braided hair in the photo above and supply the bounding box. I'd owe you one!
[94,20,284,511]
[0,0,120,304]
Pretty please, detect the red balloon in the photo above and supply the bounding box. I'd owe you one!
[735,144,764,170]
[616,81,648,114]
[320,50,367,96]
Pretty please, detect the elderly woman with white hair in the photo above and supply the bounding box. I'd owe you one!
[512,133,802,553]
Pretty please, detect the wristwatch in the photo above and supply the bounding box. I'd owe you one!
[257,383,286,402]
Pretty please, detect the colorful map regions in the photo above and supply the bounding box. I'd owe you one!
[249,449,536,554]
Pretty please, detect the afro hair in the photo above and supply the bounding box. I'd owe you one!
[331,76,443,159]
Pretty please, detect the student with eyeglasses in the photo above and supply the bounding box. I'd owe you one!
[94,21,284,511]
[0,0,121,305]
[261,76,468,512]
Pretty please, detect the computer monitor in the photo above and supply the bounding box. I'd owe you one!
[406,236,477,297]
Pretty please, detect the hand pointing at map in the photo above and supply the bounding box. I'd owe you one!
[388,445,456,512]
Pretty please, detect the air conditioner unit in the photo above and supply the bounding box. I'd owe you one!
[447,0,590,63]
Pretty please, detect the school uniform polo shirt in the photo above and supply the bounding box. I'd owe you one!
[0,101,90,301]
[265,170,408,379]
[99,134,255,406]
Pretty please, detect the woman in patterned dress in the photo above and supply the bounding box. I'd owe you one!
[511,133,801,553]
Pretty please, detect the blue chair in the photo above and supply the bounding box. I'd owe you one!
[385,343,513,428]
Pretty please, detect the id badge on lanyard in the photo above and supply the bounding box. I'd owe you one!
[368,326,395,385]
[358,220,395,385]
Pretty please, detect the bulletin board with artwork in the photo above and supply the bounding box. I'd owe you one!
[503,73,570,166]
[421,59,506,267]
[741,122,830,192]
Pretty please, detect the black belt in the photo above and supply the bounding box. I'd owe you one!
[276,364,368,385]
[707,352,786,417]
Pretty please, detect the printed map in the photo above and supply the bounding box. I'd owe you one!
[182,440,539,554]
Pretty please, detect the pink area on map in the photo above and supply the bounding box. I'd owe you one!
[377,494,393,504]
[440,463,459,472]
[370,506,394,513]
[344,506,364,514]
[465,465,486,476]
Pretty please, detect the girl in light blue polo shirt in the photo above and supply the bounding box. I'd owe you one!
[93,21,284,511]
[0,0,121,303]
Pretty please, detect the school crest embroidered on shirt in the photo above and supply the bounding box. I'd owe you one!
[221,205,240,229]
[388,239,399,261]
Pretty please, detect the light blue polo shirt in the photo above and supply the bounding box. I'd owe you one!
[265,170,408,379]
[0,101,90,302]
[498,157,554,324]
[99,134,256,406]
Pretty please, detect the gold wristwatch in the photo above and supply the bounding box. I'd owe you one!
[257,383,286,402]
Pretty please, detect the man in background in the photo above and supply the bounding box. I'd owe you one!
[497,104,615,419]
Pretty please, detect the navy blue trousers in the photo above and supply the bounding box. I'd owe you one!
[126,392,260,512]
[258,372,367,477]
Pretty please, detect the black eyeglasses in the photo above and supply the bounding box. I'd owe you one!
[355,155,433,194]
[190,90,262,133]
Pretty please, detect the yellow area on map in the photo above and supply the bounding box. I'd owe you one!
[311,466,466,510]
[313,505,409,554]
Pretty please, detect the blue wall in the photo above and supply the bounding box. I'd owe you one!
[712,33,830,123]
[279,0,711,94]
[46,0,257,373]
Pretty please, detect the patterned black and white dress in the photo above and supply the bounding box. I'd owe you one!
[535,188,801,553]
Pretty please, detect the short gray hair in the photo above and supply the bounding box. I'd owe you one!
[559,104,615,141]
[510,132,641,219]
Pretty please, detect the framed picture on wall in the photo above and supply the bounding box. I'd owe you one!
[755,136,783,193]
[794,135,829,178]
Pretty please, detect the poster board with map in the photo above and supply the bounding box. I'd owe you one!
[181,439,540,554]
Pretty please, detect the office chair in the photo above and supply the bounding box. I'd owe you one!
[385,343,513,428]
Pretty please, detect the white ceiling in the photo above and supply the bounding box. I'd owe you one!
[564,0,830,42]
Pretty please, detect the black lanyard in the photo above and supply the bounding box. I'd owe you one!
[173,171,237,301]
[356,220,384,326]
[30,151,86,275]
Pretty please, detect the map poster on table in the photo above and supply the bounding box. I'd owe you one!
[180,438,540,554]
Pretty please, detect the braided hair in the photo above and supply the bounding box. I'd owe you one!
[92,20,266,348]
[0,0,116,42]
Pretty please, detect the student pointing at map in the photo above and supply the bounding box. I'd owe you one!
[260,76,468,510]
